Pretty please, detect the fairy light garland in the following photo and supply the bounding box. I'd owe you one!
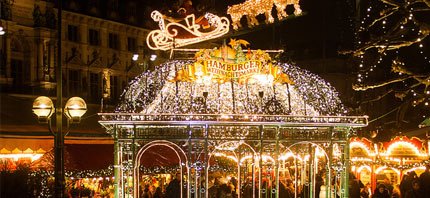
[353,0,430,119]
[116,60,346,116]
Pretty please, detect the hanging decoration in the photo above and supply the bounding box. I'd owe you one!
[146,11,230,51]
[227,0,302,30]
[171,39,294,84]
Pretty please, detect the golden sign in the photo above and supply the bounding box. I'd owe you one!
[205,60,262,79]
[170,39,294,85]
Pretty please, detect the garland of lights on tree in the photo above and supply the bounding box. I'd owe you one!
[347,0,430,127]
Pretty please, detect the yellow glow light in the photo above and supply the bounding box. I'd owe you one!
[213,152,238,162]
[382,141,427,157]
[405,166,425,173]
[350,141,375,156]
[357,165,371,173]
[0,153,43,162]
[375,166,400,175]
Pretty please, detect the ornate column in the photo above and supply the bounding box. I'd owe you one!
[114,125,121,198]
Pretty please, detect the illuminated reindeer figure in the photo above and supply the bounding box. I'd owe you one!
[274,0,302,20]
[227,0,302,30]
[227,0,274,30]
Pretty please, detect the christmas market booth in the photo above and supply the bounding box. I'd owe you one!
[98,40,368,198]
[350,136,429,191]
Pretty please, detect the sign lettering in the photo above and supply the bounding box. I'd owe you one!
[204,60,262,79]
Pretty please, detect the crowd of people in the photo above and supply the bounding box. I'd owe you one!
[139,173,183,198]
[358,165,430,198]
[139,165,430,198]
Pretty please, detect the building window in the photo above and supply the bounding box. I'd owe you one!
[11,59,23,87]
[88,29,100,46]
[127,37,137,52]
[108,33,119,49]
[0,50,5,76]
[67,25,79,42]
[110,75,119,101]
[90,73,101,102]
[69,70,81,96]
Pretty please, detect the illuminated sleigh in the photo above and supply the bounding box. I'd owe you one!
[146,11,230,51]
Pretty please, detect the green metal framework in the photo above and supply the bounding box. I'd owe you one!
[99,113,367,198]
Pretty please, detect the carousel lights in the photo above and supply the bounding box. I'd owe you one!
[375,166,387,174]
[350,141,375,156]
[375,166,401,175]
[382,141,427,157]
[405,166,426,173]
[356,165,372,173]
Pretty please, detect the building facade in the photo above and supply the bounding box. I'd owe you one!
[0,0,151,104]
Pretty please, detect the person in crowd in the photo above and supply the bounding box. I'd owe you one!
[229,177,238,197]
[316,173,324,198]
[242,179,253,198]
[360,183,371,198]
[383,178,393,196]
[142,184,152,198]
[372,184,390,198]
[392,184,401,198]
[286,179,295,198]
[153,186,164,198]
[400,171,414,198]
[208,177,220,198]
[219,183,233,198]
[405,180,423,198]
[419,164,430,196]
[278,180,292,198]
[349,173,364,198]
[166,173,181,198]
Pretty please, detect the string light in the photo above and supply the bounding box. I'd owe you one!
[227,0,302,30]
[117,47,346,116]
[146,11,230,50]
[353,0,430,118]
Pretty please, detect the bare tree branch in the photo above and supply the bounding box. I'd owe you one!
[366,8,398,29]
[353,76,414,91]
[361,89,395,104]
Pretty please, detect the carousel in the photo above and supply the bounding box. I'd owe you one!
[350,136,429,190]
[98,40,368,198]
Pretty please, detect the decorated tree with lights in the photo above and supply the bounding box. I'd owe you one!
[347,0,430,133]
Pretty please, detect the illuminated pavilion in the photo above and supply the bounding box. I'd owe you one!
[98,42,368,198]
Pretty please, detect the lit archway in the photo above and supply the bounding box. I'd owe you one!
[134,140,188,198]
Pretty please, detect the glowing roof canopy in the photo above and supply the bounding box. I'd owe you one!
[117,41,345,117]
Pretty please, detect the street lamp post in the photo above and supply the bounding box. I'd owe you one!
[32,1,87,197]
[32,96,87,197]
